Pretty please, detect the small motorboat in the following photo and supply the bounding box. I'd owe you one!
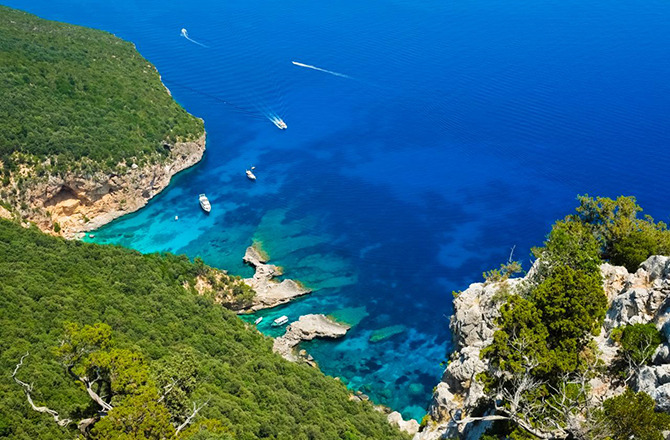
[254,317,263,325]
[246,166,257,181]
[272,117,287,130]
[272,315,289,327]
[198,194,211,213]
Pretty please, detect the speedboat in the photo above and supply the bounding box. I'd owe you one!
[272,315,289,327]
[272,118,287,130]
[254,317,263,325]
[246,169,257,180]
[198,194,211,213]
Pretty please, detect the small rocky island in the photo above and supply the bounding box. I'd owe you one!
[241,244,312,311]
[273,314,350,362]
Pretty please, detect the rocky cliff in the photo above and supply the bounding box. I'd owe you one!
[416,255,670,440]
[10,133,205,238]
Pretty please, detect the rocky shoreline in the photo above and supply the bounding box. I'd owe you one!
[273,314,350,361]
[10,132,206,239]
[240,244,312,311]
[415,255,670,440]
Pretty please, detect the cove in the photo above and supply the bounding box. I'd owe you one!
[10,0,670,421]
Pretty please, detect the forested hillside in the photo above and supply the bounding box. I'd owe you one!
[0,5,203,178]
[0,220,406,440]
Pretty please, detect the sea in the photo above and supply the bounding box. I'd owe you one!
[9,0,670,421]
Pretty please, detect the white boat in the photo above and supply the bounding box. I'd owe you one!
[272,118,287,130]
[254,317,263,325]
[246,169,257,180]
[198,194,211,213]
[272,315,289,327]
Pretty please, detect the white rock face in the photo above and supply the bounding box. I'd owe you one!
[603,256,670,331]
[387,411,420,436]
[415,277,524,440]
[241,245,311,311]
[417,256,670,440]
[16,134,206,238]
[272,314,349,361]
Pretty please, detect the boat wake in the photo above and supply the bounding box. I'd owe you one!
[180,28,208,48]
[292,61,350,79]
[255,102,287,130]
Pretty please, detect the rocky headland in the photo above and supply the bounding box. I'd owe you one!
[8,133,206,239]
[240,244,312,311]
[416,255,670,440]
[273,314,350,362]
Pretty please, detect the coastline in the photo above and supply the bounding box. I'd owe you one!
[11,131,206,239]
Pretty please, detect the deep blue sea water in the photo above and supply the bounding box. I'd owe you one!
[10,0,670,420]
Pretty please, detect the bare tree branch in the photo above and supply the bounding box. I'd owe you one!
[157,378,179,404]
[79,374,114,412]
[175,399,210,435]
[12,353,72,427]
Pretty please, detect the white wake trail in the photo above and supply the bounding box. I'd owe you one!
[292,61,350,79]
[180,28,208,48]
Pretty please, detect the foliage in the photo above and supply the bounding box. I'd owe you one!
[0,220,407,440]
[482,260,523,284]
[486,218,607,380]
[531,219,602,276]
[575,195,670,271]
[601,389,670,440]
[530,265,606,372]
[618,323,663,367]
[0,6,203,179]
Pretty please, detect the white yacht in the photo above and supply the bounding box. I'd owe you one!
[254,317,263,325]
[272,315,289,327]
[246,167,257,180]
[272,118,287,130]
[198,194,211,213]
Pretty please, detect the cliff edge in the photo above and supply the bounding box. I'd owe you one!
[417,256,670,440]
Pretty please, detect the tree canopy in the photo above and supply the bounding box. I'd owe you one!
[0,5,204,179]
[0,220,406,440]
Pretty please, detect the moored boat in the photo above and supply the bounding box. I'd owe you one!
[272,315,289,327]
[254,317,263,325]
[198,193,211,213]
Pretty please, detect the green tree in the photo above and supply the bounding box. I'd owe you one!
[617,323,663,371]
[575,194,670,271]
[602,389,670,440]
[530,265,606,373]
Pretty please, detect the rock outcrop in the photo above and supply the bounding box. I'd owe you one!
[387,411,420,436]
[415,277,523,440]
[273,314,349,362]
[13,133,206,238]
[416,256,670,440]
[241,245,311,311]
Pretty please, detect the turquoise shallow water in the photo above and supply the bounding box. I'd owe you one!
[10,0,670,420]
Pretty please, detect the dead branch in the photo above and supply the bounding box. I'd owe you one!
[12,353,72,427]
[175,399,210,435]
[79,374,113,412]
[157,378,179,404]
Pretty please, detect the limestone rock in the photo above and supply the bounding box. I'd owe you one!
[417,256,670,440]
[12,133,206,238]
[241,245,311,311]
[387,411,420,436]
[272,314,349,361]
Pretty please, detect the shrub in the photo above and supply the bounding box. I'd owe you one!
[619,323,663,367]
[602,389,670,440]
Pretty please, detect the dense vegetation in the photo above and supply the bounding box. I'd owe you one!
[478,196,670,439]
[0,220,406,440]
[0,5,203,179]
